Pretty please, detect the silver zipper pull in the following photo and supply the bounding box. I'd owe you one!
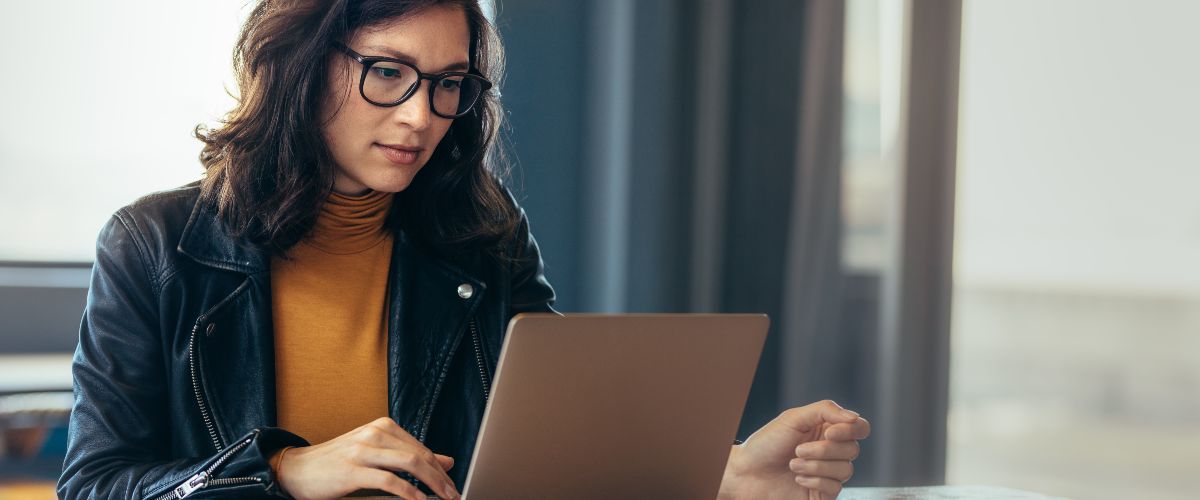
[174,471,209,498]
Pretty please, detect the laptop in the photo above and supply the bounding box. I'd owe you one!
[460,313,768,500]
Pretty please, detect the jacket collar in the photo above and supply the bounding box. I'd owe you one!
[177,194,271,274]
[175,192,487,284]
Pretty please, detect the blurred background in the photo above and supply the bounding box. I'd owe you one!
[1,0,1197,499]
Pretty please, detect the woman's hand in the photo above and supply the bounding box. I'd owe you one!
[718,400,871,500]
[274,417,460,500]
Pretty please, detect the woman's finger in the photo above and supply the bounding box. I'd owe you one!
[795,474,844,497]
[353,420,409,450]
[362,446,460,500]
[355,467,426,500]
[795,439,860,461]
[348,420,458,496]
[821,417,871,441]
[365,417,423,445]
[789,458,854,483]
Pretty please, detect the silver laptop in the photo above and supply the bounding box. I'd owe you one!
[461,314,768,500]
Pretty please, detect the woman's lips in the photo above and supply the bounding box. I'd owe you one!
[375,144,422,165]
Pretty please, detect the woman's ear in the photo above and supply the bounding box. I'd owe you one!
[449,128,462,161]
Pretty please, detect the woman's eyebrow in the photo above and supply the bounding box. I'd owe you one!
[362,45,470,72]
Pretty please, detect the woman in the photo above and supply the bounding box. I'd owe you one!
[56,1,869,499]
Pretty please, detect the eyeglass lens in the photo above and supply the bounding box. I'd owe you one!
[363,61,483,116]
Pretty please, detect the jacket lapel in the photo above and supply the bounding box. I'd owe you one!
[177,196,275,442]
[388,233,485,441]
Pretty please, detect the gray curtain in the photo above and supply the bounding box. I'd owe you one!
[498,0,959,486]
[498,0,859,465]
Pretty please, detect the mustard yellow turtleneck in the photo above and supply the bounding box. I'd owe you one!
[271,189,394,445]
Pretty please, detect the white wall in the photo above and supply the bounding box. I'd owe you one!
[955,0,1200,295]
[951,2,1200,498]
[0,1,251,261]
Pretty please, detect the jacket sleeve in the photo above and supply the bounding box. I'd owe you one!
[507,203,558,316]
[57,212,306,499]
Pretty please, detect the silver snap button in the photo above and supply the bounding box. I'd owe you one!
[205,323,216,336]
[457,283,474,299]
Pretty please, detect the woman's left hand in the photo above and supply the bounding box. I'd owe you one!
[717,400,871,500]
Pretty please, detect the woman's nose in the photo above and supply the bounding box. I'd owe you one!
[392,81,434,131]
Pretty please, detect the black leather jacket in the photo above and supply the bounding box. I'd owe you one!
[57,182,556,499]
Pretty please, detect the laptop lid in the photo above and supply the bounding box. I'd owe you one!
[462,313,768,500]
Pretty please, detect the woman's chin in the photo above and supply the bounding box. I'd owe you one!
[366,181,413,194]
[360,169,423,194]
[333,157,428,194]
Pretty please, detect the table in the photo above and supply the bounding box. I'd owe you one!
[391,486,1065,499]
[0,355,73,395]
[840,486,1066,499]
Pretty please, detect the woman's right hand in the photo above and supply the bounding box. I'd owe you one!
[274,417,460,500]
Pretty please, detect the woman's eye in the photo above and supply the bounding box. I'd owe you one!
[373,67,402,79]
[439,78,463,91]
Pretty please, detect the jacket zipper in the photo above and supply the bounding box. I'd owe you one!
[185,277,252,453]
[418,316,488,442]
[470,318,491,403]
[152,435,263,500]
[189,319,224,452]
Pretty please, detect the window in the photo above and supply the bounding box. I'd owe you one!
[948,1,1200,498]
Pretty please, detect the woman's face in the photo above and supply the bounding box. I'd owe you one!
[321,5,470,195]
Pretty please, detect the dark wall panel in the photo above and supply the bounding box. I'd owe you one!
[0,286,86,353]
[721,0,807,437]
[494,0,589,312]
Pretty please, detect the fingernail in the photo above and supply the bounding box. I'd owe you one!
[789,458,805,471]
[444,484,459,499]
[841,409,859,419]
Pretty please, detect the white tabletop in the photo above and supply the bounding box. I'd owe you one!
[0,354,74,393]
[840,486,1065,499]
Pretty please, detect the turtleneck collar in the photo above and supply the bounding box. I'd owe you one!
[305,189,395,254]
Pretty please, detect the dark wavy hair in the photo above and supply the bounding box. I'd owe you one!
[196,0,517,259]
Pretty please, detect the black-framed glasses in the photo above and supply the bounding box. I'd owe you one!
[336,43,493,119]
